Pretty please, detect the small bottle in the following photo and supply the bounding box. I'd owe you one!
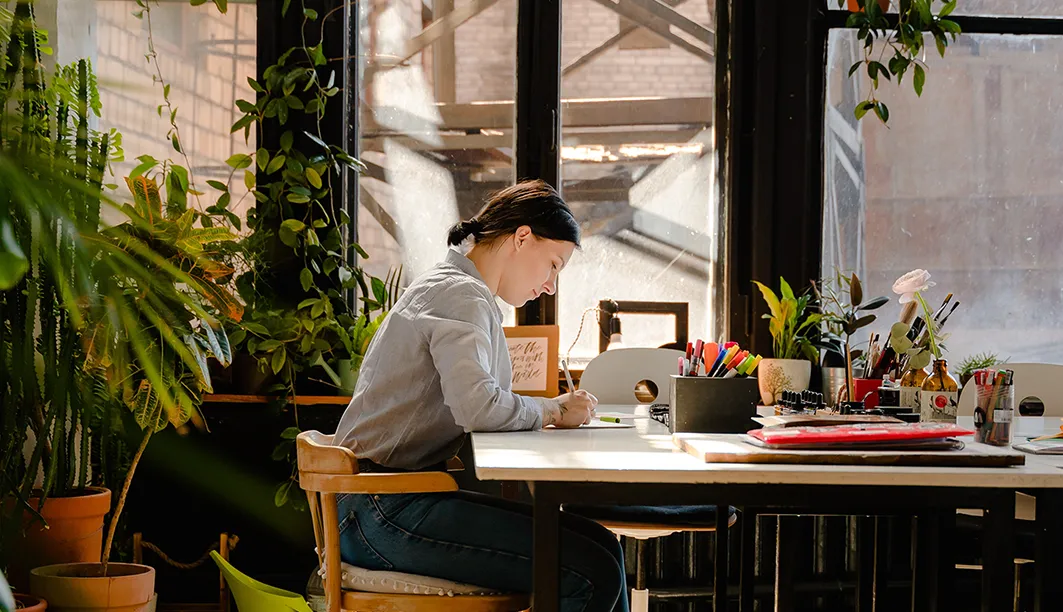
[899,367,927,409]
[920,359,959,423]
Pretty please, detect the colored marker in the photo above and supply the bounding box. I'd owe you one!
[702,342,719,373]
[599,416,622,423]
[712,345,740,376]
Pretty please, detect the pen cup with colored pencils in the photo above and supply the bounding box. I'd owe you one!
[973,370,1014,446]
[668,375,760,434]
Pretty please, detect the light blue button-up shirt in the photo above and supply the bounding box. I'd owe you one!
[332,249,551,470]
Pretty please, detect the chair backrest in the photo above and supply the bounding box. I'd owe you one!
[297,430,359,475]
[957,363,1063,416]
[211,551,313,612]
[579,347,685,404]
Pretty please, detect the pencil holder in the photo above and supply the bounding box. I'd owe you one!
[974,381,1014,446]
[669,375,760,434]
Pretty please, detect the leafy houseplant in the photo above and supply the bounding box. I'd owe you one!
[957,352,1006,388]
[0,0,120,580]
[270,266,404,511]
[812,271,890,402]
[751,278,822,405]
[838,0,961,124]
[221,0,390,399]
[752,278,821,363]
[1,0,232,592]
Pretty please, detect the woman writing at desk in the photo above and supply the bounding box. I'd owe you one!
[332,180,629,612]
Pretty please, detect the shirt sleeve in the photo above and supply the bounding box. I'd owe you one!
[420,283,547,432]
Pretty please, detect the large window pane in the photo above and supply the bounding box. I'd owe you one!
[559,0,717,365]
[358,0,517,324]
[79,1,257,223]
[824,30,1063,363]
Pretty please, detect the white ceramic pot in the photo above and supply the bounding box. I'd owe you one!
[757,358,812,405]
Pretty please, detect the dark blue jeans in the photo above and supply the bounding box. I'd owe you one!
[337,491,629,612]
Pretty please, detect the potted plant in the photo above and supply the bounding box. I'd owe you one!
[0,3,118,584]
[957,352,1007,388]
[836,0,961,124]
[0,2,235,604]
[812,271,890,406]
[29,166,237,612]
[751,278,822,405]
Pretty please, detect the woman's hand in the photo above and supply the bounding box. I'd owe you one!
[543,390,599,428]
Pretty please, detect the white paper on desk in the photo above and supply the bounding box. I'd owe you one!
[544,420,635,430]
[595,411,650,419]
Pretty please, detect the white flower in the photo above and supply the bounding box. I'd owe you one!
[892,269,935,304]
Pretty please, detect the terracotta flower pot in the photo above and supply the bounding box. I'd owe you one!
[846,0,890,11]
[14,593,48,612]
[7,487,111,590]
[30,563,155,612]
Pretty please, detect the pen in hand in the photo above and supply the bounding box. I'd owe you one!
[562,359,575,392]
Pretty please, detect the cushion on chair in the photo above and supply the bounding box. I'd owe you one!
[309,559,499,599]
[564,504,735,527]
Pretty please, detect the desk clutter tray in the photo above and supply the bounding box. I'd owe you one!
[673,433,1026,467]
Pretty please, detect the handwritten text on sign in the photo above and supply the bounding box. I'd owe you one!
[507,337,548,391]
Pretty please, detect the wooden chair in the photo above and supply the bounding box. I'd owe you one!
[296,431,530,612]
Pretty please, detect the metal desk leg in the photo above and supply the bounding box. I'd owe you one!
[739,509,757,612]
[1035,489,1063,612]
[533,482,561,612]
[982,491,1016,612]
[713,503,730,612]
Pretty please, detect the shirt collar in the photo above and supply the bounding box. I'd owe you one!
[445,248,503,320]
[445,248,485,282]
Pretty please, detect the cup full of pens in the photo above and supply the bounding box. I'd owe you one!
[669,339,762,434]
[678,339,762,379]
[972,368,1014,446]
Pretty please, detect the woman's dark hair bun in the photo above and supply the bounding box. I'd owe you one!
[446,219,483,246]
[444,179,581,248]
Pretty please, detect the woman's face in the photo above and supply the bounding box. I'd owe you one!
[496,226,575,307]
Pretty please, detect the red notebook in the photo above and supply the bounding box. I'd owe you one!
[748,422,973,447]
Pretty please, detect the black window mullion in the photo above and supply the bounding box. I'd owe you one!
[825,9,1063,35]
[344,0,360,308]
[725,0,826,356]
[514,0,562,326]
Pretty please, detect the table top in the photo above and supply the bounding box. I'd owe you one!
[471,405,1063,488]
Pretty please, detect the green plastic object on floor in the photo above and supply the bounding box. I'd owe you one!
[210,551,314,612]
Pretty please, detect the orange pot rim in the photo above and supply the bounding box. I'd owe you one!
[25,487,111,520]
[13,593,47,608]
[30,562,155,580]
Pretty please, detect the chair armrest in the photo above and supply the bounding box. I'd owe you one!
[300,471,460,494]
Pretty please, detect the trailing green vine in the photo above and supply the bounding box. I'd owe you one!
[839,0,961,125]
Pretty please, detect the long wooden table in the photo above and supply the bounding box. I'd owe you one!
[471,406,1063,612]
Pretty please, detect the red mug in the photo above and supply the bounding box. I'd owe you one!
[851,378,881,410]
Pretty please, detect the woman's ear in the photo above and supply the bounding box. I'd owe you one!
[513,225,533,251]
